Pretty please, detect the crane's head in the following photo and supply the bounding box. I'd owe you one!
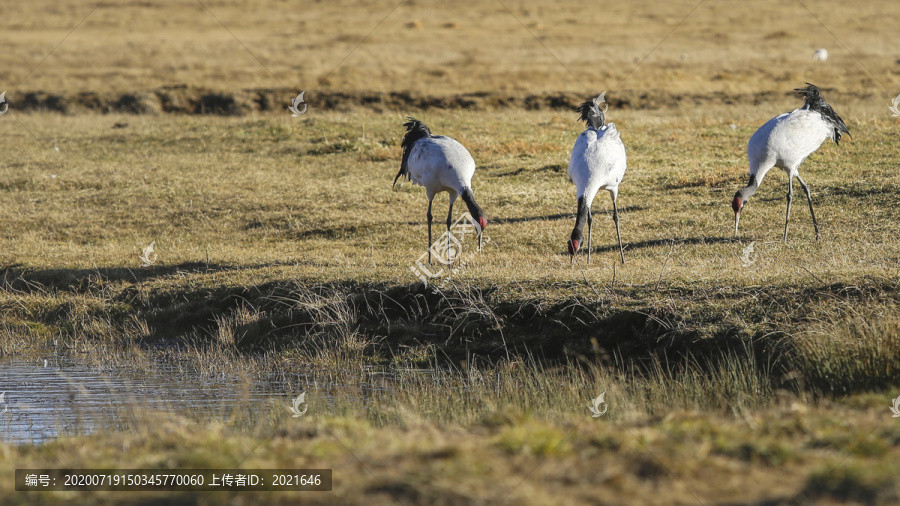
[475,215,487,252]
[474,215,487,233]
[732,189,746,238]
[466,205,487,236]
[732,191,744,213]
[567,226,584,260]
[460,188,487,250]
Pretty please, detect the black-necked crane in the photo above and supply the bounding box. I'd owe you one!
[393,117,487,265]
[733,83,850,241]
[567,93,626,264]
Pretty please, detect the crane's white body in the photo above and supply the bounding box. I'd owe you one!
[735,95,847,241]
[568,124,626,209]
[394,118,486,265]
[733,83,848,241]
[406,135,476,201]
[747,107,833,186]
[567,121,627,263]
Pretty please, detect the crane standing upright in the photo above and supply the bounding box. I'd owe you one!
[567,93,627,264]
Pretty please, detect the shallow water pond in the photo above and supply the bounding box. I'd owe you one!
[0,355,294,445]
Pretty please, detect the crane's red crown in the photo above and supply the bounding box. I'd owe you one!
[477,217,487,232]
[732,196,742,213]
[567,239,579,256]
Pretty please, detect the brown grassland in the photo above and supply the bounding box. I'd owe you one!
[1,0,900,504]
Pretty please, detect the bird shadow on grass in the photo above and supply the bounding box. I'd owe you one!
[492,213,571,224]
[403,212,573,226]
[403,214,569,226]
[585,235,736,254]
[493,206,647,225]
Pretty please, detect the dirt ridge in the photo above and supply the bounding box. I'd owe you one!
[8,86,878,115]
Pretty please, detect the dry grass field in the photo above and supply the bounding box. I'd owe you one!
[2,0,899,95]
[1,0,900,504]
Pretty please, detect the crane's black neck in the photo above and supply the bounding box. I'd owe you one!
[576,100,606,130]
[394,117,433,187]
[741,174,759,197]
[461,188,485,227]
[570,196,589,243]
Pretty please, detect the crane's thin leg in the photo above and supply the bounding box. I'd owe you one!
[587,208,593,264]
[447,200,455,267]
[612,198,625,264]
[796,174,819,241]
[427,199,434,265]
[783,176,794,242]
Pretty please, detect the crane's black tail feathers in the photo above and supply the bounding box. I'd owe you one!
[795,82,851,145]
[575,94,608,130]
[393,117,433,188]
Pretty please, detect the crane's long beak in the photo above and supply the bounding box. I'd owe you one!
[733,209,741,238]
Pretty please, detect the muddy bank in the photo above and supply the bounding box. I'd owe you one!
[4,258,898,394]
[9,86,879,115]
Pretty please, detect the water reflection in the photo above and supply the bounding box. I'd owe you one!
[0,356,288,445]
[0,354,440,445]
